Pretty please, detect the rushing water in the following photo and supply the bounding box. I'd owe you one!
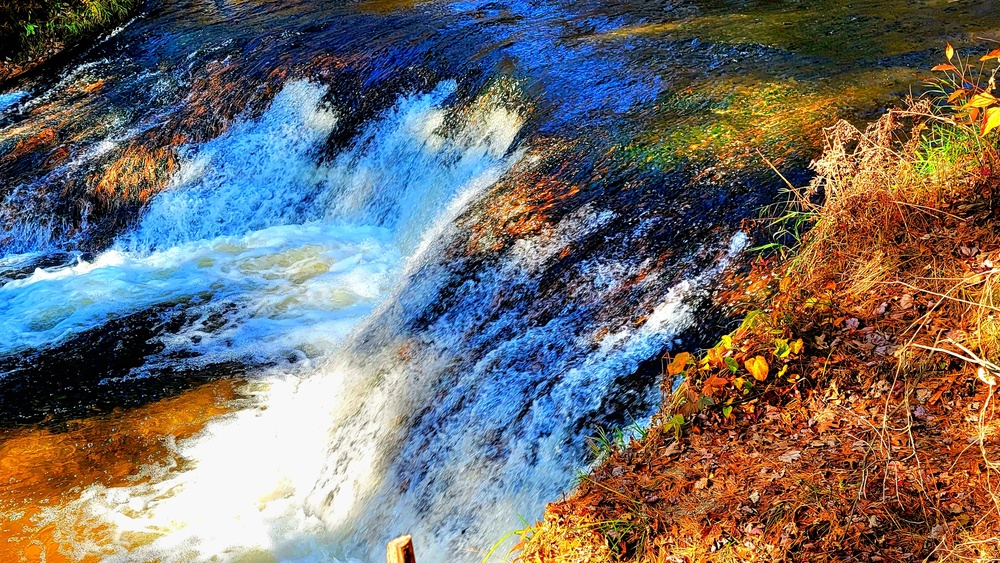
[1,0,998,561]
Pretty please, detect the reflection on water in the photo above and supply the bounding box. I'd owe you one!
[0,379,244,562]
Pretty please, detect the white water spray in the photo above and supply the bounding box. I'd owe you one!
[6,77,527,561]
[2,70,747,562]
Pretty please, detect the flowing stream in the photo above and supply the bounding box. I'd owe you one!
[1,0,998,561]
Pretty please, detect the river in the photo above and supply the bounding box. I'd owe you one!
[0,0,997,561]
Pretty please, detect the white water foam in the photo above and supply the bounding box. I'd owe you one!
[299,227,749,562]
[4,72,746,562]
[2,80,521,363]
[6,77,527,560]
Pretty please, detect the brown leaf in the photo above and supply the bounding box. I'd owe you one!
[704,375,729,388]
[778,450,801,463]
[662,440,683,457]
[678,401,699,417]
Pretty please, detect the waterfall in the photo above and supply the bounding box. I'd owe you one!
[0,1,763,559]
[0,70,744,561]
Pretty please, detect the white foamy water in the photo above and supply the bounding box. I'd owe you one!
[5,77,529,560]
[301,229,748,562]
[1,80,520,362]
[4,73,746,563]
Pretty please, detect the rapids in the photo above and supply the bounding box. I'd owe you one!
[1,0,998,561]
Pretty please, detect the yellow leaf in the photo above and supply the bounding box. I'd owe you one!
[946,43,955,61]
[983,107,1000,136]
[789,338,804,355]
[777,365,789,379]
[965,92,998,109]
[746,355,769,382]
[667,352,691,376]
[721,334,733,349]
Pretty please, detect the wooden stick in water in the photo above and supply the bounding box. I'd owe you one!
[387,535,416,563]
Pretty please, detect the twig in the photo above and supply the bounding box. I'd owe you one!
[881,280,1000,314]
[892,200,968,222]
[909,342,1000,374]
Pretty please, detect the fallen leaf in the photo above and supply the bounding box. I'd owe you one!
[746,355,769,381]
[778,450,801,463]
[704,375,729,389]
[662,441,683,457]
[667,352,691,376]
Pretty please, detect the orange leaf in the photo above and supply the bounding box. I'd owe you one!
[779,276,792,293]
[971,107,981,123]
[745,355,769,382]
[947,89,968,103]
[981,47,1000,62]
[932,64,958,72]
[983,107,1000,136]
[965,92,998,108]
[667,352,691,376]
[946,43,955,61]
[704,346,725,368]
[705,375,729,388]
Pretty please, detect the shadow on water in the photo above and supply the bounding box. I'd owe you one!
[1,0,999,560]
[0,304,250,426]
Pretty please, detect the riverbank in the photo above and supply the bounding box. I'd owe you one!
[519,55,1000,562]
[0,0,142,84]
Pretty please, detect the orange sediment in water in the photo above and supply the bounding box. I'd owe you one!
[464,146,583,255]
[0,378,245,562]
[91,145,179,203]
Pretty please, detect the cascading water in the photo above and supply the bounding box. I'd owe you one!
[2,0,992,560]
